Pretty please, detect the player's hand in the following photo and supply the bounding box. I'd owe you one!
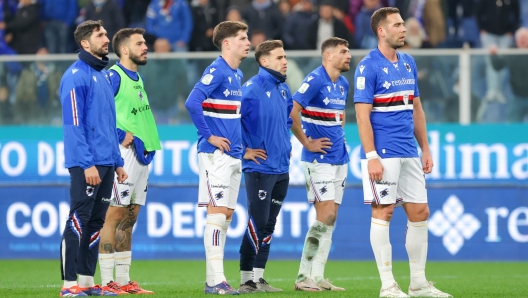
[207,135,231,153]
[84,166,101,186]
[421,150,434,174]
[122,132,134,148]
[244,148,267,164]
[305,136,332,154]
[368,158,384,182]
[115,167,128,183]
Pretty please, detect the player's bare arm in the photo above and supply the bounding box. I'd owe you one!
[290,100,332,154]
[122,132,134,148]
[355,102,383,181]
[207,135,231,153]
[243,148,267,165]
[412,96,433,174]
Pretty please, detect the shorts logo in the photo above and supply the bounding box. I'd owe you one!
[215,191,224,200]
[380,188,389,198]
[258,190,267,200]
[341,179,346,188]
[86,186,94,197]
[120,190,130,198]
[144,185,148,192]
[271,199,282,205]
[319,186,328,195]
[101,197,111,203]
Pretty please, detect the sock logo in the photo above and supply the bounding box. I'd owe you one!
[428,195,481,255]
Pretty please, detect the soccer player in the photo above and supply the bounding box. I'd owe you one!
[238,40,292,293]
[97,28,161,295]
[354,7,452,298]
[59,20,127,297]
[291,37,350,292]
[185,20,251,295]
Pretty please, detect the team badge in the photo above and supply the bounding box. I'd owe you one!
[215,191,224,200]
[340,86,345,96]
[380,188,389,198]
[404,63,411,72]
[258,190,267,200]
[120,190,130,198]
[86,186,94,196]
[319,186,328,195]
[138,91,144,101]
[281,89,286,99]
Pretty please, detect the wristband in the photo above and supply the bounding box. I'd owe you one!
[366,151,379,160]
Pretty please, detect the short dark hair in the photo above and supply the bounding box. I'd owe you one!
[370,7,400,38]
[112,28,146,57]
[255,40,284,65]
[321,37,349,54]
[74,20,103,47]
[212,21,248,50]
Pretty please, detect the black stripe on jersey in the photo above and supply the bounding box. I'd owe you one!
[203,107,238,114]
[373,99,414,108]
[302,113,339,122]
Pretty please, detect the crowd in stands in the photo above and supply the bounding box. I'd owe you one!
[0,0,527,124]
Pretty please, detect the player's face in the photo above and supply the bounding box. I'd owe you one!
[127,34,148,66]
[330,44,351,73]
[227,30,251,60]
[87,26,110,58]
[265,47,288,75]
[383,13,406,49]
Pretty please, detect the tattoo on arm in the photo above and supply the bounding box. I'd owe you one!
[115,204,139,252]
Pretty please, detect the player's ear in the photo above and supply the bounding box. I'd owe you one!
[223,38,230,50]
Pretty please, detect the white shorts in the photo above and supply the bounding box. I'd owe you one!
[302,161,348,205]
[361,157,428,207]
[111,144,149,207]
[198,150,241,209]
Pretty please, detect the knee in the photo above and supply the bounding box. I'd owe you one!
[419,206,430,221]
[321,211,336,226]
[372,204,394,221]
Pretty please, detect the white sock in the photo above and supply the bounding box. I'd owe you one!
[240,270,253,284]
[370,218,395,289]
[204,213,227,286]
[78,275,94,288]
[253,268,264,282]
[99,253,115,285]
[311,225,333,283]
[115,251,132,285]
[221,219,231,250]
[63,280,77,288]
[406,220,429,289]
[297,220,328,283]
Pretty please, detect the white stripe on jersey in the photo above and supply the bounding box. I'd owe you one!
[203,98,241,105]
[70,89,78,126]
[305,106,344,114]
[373,90,415,99]
[204,111,241,119]
[372,105,414,112]
[301,117,342,126]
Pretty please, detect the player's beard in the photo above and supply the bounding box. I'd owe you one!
[388,36,404,50]
[339,62,350,73]
[90,44,109,58]
[130,51,147,66]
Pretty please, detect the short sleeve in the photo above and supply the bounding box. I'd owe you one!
[353,60,377,104]
[292,75,322,108]
[411,57,420,98]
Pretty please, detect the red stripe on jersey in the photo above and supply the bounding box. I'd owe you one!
[302,109,343,120]
[202,102,238,111]
[373,94,414,103]
[70,89,78,126]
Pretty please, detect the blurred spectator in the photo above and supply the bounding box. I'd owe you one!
[404,17,432,49]
[143,38,190,123]
[333,6,353,34]
[123,0,151,27]
[4,0,41,55]
[225,5,243,21]
[307,0,353,50]
[79,0,125,53]
[278,0,291,18]
[146,0,193,52]
[348,0,388,22]
[477,0,520,103]
[242,0,283,39]
[189,0,218,52]
[283,0,317,49]
[14,47,62,123]
[354,0,381,49]
[422,0,445,47]
[40,0,78,53]
[489,28,528,122]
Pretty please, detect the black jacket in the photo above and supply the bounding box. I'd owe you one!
[6,3,40,54]
[476,0,520,35]
[491,51,528,97]
[306,17,354,50]
[189,3,219,51]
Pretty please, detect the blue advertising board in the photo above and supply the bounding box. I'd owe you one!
[0,124,527,186]
[1,185,527,260]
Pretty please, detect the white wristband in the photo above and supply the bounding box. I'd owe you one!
[366,151,379,160]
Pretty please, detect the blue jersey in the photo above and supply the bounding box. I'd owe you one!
[192,56,244,159]
[293,65,349,165]
[354,48,420,158]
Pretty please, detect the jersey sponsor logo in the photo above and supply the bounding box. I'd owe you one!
[391,78,415,86]
[322,97,346,106]
[201,74,214,85]
[383,81,391,89]
[298,82,310,94]
[222,89,241,97]
[359,65,365,74]
[356,77,365,90]
[382,67,388,74]
[131,104,151,115]
[258,190,267,200]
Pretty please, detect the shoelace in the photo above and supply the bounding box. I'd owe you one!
[107,282,122,290]
[258,278,269,285]
[244,280,258,289]
[222,281,235,290]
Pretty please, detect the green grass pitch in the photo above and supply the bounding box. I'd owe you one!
[0,260,526,297]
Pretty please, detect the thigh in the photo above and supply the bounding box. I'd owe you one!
[228,156,242,210]
[303,162,337,203]
[361,158,400,205]
[398,158,428,204]
[92,166,114,218]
